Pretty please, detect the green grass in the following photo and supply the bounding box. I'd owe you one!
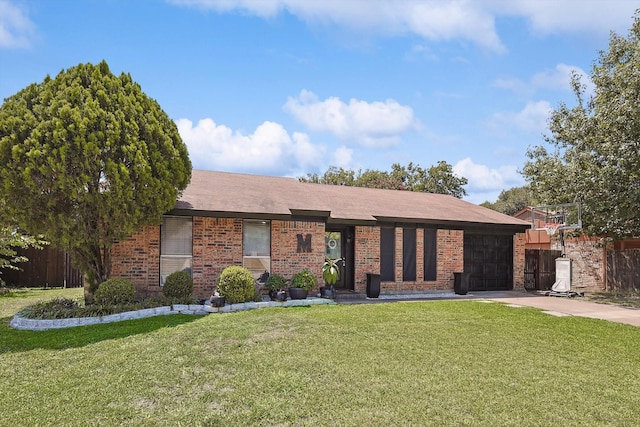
[2,292,640,426]
[588,290,640,308]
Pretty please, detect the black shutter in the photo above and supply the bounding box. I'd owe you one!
[380,227,395,282]
[424,228,437,281]
[403,228,416,281]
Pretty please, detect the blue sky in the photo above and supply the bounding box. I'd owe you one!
[0,0,637,203]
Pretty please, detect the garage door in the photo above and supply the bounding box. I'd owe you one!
[464,234,513,291]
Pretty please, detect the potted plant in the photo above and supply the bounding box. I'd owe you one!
[209,288,226,307]
[289,270,317,299]
[320,257,342,298]
[265,273,288,301]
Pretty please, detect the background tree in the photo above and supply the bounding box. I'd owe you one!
[300,161,468,198]
[300,166,356,186]
[522,11,640,239]
[480,185,537,216]
[0,61,192,289]
[390,161,468,197]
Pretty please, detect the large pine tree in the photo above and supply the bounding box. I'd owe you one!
[0,61,192,288]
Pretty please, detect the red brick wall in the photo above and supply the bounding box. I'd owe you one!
[514,232,526,289]
[354,226,380,292]
[354,227,464,293]
[434,229,464,291]
[552,234,605,292]
[271,220,325,287]
[110,217,523,298]
[110,225,160,298]
[192,217,242,297]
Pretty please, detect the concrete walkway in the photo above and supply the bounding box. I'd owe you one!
[338,290,640,327]
[481,291,640,327]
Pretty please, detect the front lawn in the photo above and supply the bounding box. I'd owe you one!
[1,292,640,426]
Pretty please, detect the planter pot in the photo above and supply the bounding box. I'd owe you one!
[320,285,335,299]
[288,287,308,300]
[454,272,471,295]
[366,273,381,298]
[269,290,288,301]
[210,295,226,307]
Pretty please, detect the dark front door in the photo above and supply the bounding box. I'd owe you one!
[325,227,354,290]
[464,233,514,291]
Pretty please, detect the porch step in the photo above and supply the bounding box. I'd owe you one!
[334,290,367,300]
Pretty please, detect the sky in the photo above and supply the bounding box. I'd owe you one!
[0,1,638,204]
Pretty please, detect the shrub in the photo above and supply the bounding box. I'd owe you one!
[94,278,136,305]
[19,298,80,319]
[291,270,317,291]
[163,271,193,299]
[265,273,288,291]
[217,266,255,304]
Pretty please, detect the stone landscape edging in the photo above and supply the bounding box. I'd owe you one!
[10,297,336,331]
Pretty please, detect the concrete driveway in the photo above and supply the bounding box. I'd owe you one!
[481,291,640,327]
[338,289,640,327]
[337,290,640,326]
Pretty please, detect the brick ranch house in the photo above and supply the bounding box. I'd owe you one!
[110,170,530,300]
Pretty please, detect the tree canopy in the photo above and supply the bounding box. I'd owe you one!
[522,11,640,239]
[480,185,537,216]
[0,61,192,287]
[299,161,468,198]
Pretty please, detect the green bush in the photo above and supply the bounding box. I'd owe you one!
[265,273,288,291]
[18,295,199,319]
[291,270,317,291]
[163,271,193,299]
[94,278,136,306]
[19,298,80,319]
[217,266,255,304]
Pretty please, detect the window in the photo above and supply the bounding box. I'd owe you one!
[380,226,395,282]
[424,228,437,281]
[243,220,270,281]
[160,216,192,286]
[403,228,416,281]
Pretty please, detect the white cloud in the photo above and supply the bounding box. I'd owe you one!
[283,89,415,148]
[175,118,329,175]
[0,0,35,48]
[494,63,594,98]
[170,0,637,53]
[531,63,595,97]
[332,145,354,169]
[171,0,505,52]
[453,157,524,202]
[494,0,635,36]
[487,100,552,135]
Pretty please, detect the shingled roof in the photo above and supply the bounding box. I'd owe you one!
[171,170,530,231]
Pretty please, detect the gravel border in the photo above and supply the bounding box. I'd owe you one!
[10,297,336,331]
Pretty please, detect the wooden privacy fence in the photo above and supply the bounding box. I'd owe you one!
[524,249,561,291]
[606,249,640,291]
[2,247,83,288]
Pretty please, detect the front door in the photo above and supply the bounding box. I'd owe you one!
[325,227,354,290]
